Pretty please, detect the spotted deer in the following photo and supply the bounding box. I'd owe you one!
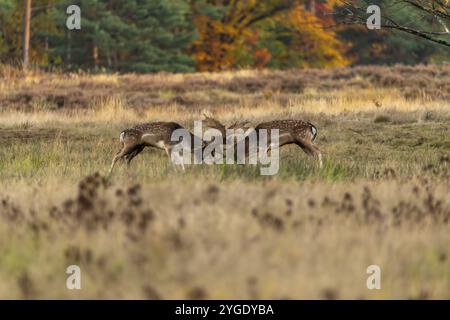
[202,116,322,167]
[202,114,249,138]
[108,122,201,175]
[256,119,322,167]
[202,114,250,160]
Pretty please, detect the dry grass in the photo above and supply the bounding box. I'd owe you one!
[0,65,449,299]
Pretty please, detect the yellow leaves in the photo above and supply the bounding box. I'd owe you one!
[191,15,239,72]
[285,5,350,68]
[371,43,388,57]
[253,48,271,69]
[192,1,350,71]
[191,1,295,71]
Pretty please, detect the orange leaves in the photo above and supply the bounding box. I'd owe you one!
[253,48,272,68]
[191,1,349,71]
[190,1,295,72]
[191,15,240,72]
[284,5,350,68]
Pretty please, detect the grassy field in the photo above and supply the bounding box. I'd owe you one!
[0,65,449,299]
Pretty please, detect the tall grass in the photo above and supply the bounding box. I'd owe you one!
[0,66,449,299]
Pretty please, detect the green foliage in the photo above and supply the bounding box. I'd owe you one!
[0,0,22,63]
[339,0,450,65]
[48,0,196,72]
[0,0,449,71]
[0,0,60,65]
[241,4,349,69]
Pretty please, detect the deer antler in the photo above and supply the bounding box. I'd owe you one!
[202,113,226,135]
[228,120,250,129]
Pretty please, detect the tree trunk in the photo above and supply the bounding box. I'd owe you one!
[106,46,112,68]
[22,0,32,70]
[92,44,99,69]
[66,31,71,66]
[310,0,316,16]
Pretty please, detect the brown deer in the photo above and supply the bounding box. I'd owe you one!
[202,114,250,161]
[108,122,201,175]
[202,114,249,138]
[256,119,322,167]
[202,116,322,167]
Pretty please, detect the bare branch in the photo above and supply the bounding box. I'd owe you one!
[336,0,450,47]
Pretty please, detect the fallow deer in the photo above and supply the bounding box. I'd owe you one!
[202,116,322,167]
[108,122,201,175]
[256,119,322,167]
[202,114,250,160]
[202,114,249,138]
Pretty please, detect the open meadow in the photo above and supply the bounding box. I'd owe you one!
[0,65,449,299]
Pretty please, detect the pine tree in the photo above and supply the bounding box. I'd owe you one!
[0,0,58,66]
[0,0,17,63]
[49,0,196,72]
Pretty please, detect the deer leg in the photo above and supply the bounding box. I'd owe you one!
[109,145,135,175]
[163,145,172,161]
[163,145,176,168]
[125,145,145,166]
[263,132,294,157]
[313,145,323,168]
[164,144,185,171]
[294,138,323,168]
[175,152,185,171]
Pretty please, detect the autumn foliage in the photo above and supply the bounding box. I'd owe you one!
[192,1,349,71]
[191,14,239,72]
[286,5,349,67]
[1,0,448,72]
